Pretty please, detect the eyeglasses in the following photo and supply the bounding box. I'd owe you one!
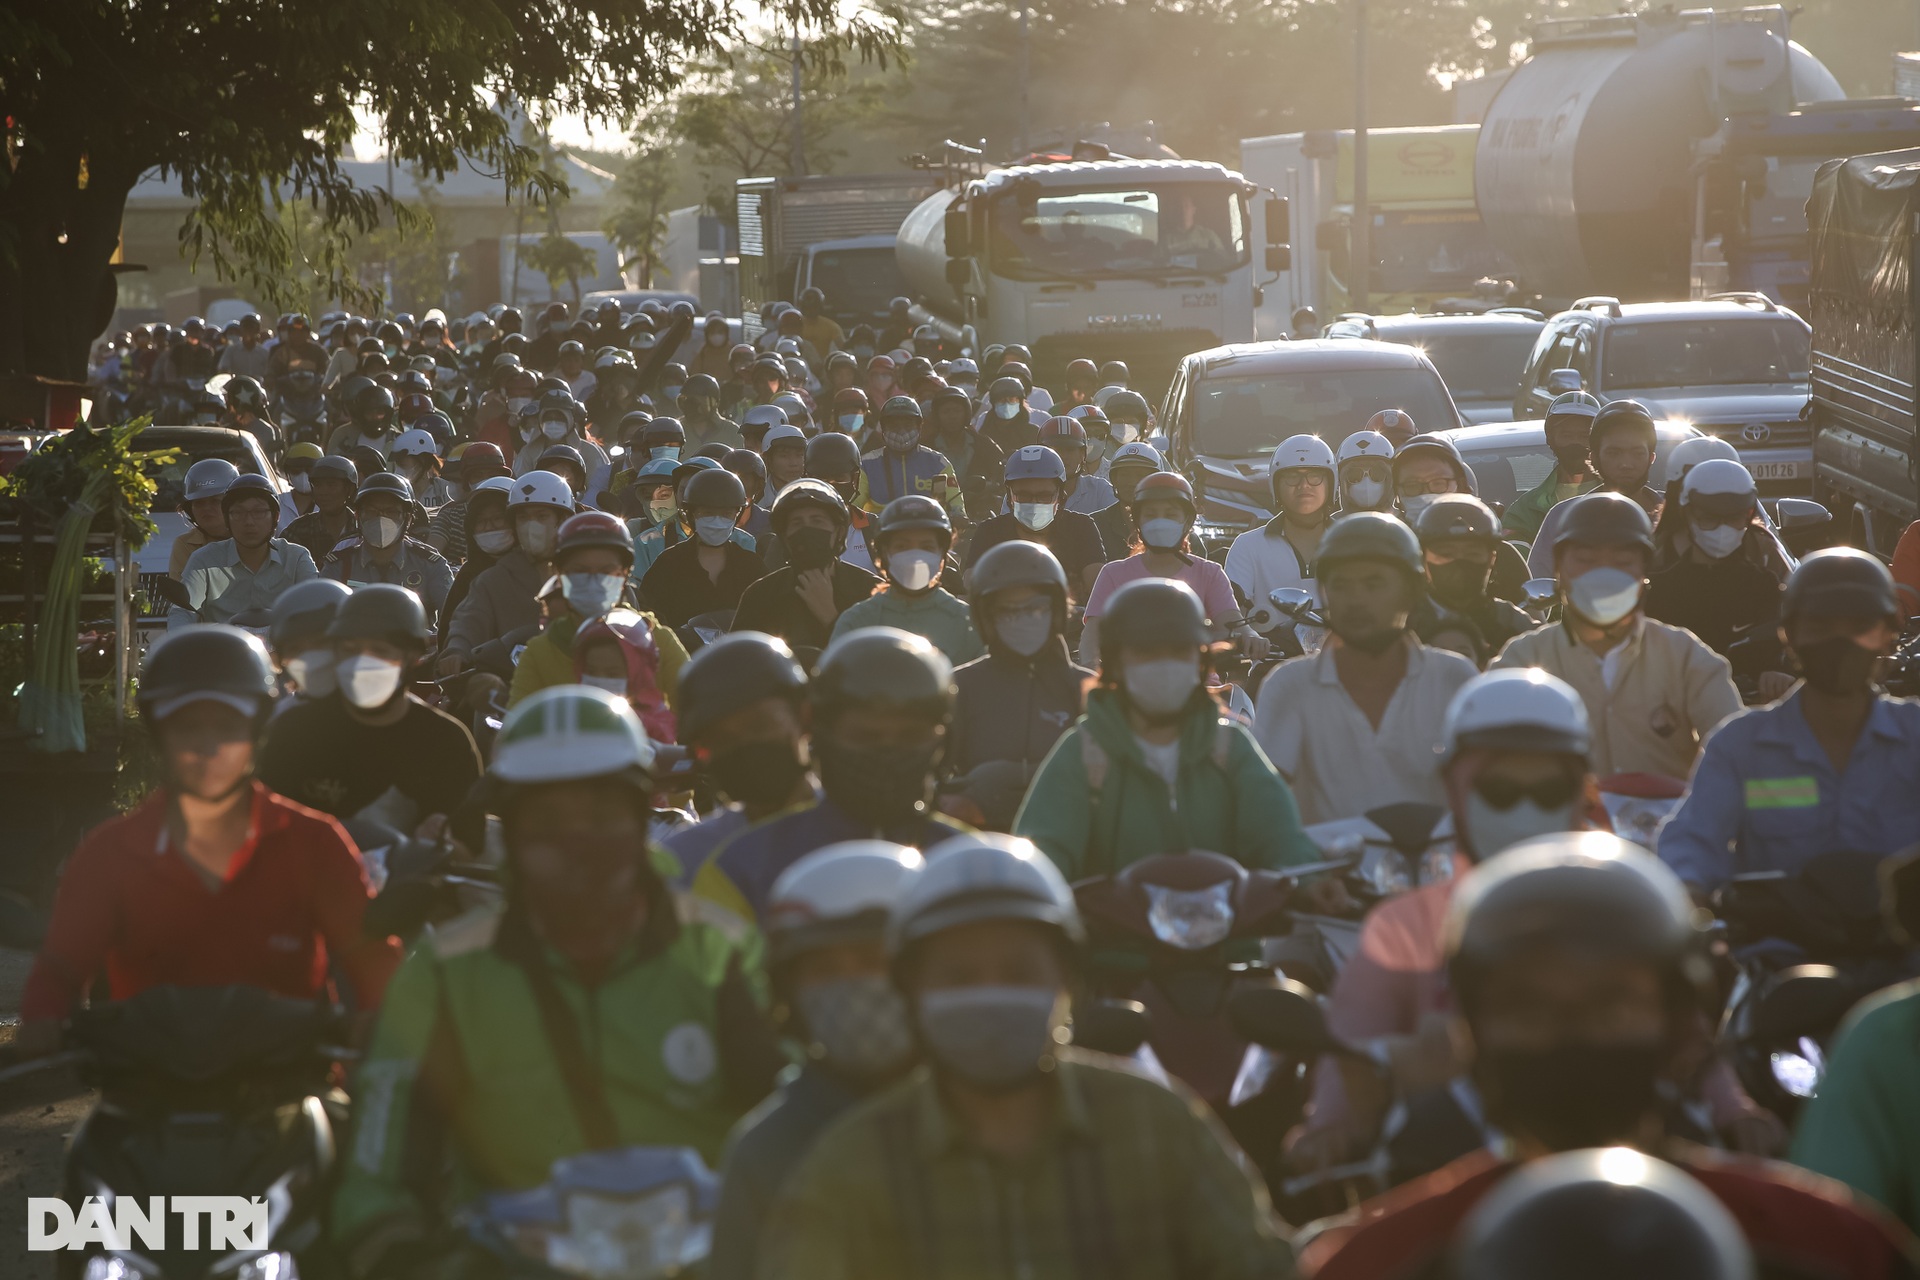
[1473,773,1580,812]
[1396,477,1457,497]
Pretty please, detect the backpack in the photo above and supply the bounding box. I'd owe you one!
[573,609,677,743]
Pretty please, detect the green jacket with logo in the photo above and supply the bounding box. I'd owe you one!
[1501,473,1597,543]
[1012,687,1317,881]
[332,891,779,1277]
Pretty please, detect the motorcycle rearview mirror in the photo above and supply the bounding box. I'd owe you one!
[153,576,194,610]
[1752,965,1855,1042]
[1363,801,1449,859]
[1771,497,1832,532]
[1268,587,1316,616]
[1071,998,1150,1058]
[1228,981,1343,1055]
[1522,577,1558,608]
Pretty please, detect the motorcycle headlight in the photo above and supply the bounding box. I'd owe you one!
[1769,1037,1826,1099]
[1357,845,1412,898]
[548,1184,696,1279]
[1145,882,1235,951]
[232,1252,300,1280]
[82,1259,140,1280]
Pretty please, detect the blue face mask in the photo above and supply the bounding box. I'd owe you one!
[562,572,626,618]
[661,384,682,403]
[839,414,864,434]
[650,445,680,461]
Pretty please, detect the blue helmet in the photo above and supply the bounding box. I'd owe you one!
[1005,444,1067,484]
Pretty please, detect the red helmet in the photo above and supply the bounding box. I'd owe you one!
[1132,470,1197,515]
[556,510,635,566]
[833,387,871,413]
[1366,409,1416,438]
[867,355,896,375]
[1039,415,1088,445]
[397,391,436,423]
[460,441,508,476]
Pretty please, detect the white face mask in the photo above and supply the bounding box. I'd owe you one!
[1345,477,1385,510]
[516,515,558,558]
[1462,791,1577,860]
[580,673,629,697]
[993,605,1053,657]
[508,396,533,415]
[1111,421,1141,444]
[1401,493,1441,523]
[337,653,403,709]
[541,418,569,440]
[1124,658,1201,717]
[562,572,626,618]
[1691,522,1745,560]
[1566,566,1643,626]
[1012,502,1056,532]
[473,527,515,556]
[284,648,337,698]
[1140,517,1186,550]
[993,401,1021,420]
[707,331,728,347]
[887,549,941,592]
[694,515,737,546]
[361,515,403,550]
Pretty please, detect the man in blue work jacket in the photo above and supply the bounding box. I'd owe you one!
[1658,549,1920,894]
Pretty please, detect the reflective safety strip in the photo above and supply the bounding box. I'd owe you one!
[1744,776,1819,809]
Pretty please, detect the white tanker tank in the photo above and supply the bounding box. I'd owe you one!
[1476,5,1846,305]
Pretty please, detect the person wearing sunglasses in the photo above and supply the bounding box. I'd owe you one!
[1283,667,1598,1177]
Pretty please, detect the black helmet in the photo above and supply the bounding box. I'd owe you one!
[676,632,809,745]
[618,410,653,442]
[312,455,358,488]
[357,471,414,505]
[351,382,395,429]
[538,444,587,478]
[876,494,952,548]
[682,466,748,512]
[1551,491,1655,557]
[1451,1149,1754,1280]
[1316,511,1425,581]
[375,319,404,345]
[1098,577,1211,670]
[722,448,768,497]
[770,478,849,533]
[879,395,923,423]
[1099,360,1129,385]
[1445,832,1710,1019]
[988,376,1025,404]
[1781,547,1899,622]
[804,432,863,479]
[643,417,686,448]
[218,473,279,519]
[269,578,354,650]
[1104,389,1152,423]
[1414,494,1501,548]
[967,540,1070,644]
[1590,398,1659,450]
[325,583,431,649]
[136,625,279,729]
[812,627,955,726]
[224,376,269,413]
[683,373,721,400]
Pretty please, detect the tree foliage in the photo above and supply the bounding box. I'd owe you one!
[603,127,681,287]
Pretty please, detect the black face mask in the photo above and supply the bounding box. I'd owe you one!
[1428,560,1492,608]
[816,738,940,828]
[1549,443,1589,474]
[706,739,807,811]
[832,480,861,507]
[787,526,837,570]
[1475,1041,1666,1150]
[1793,635,1882,695]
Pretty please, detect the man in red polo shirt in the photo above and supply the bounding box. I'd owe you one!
[15,626,397,1057]
[1300,833,1916,1280]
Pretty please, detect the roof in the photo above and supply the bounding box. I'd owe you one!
[1439,418,1701,449]
[1182,338,1436,376]
[1366,312,1546,335]
[1553,299,1809,327]
[971,158,1246,197]
[126,151,615,209]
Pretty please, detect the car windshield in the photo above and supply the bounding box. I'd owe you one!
[1602,318,1809,390]
[140,436,263,510]
[807,248,908,321]
[1396,329,1539,400]
[1190,367,1455,457]
[989,184,1248,278]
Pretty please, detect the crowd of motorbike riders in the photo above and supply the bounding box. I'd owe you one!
[28,291,1920,1278]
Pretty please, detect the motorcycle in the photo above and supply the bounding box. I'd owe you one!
[1596,772,1686,850]
[1275,802,1453,992]
[1245,586,1325,662]
[1074,850,1353,1191]
[1,985,349,1280]
[462,1146,717,1279]
[276,372,329,450]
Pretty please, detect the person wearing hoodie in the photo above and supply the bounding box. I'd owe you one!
[948,542,1093,828]
[1393,432,1531,602]
[829,496,984,666]
[1014,577,1318,881]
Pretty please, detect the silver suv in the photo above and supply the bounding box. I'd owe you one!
[1512,295,1812,493]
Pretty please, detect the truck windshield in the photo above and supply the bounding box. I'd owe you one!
[1190,367,1456,457]
[807,247,908,323]
[1601,318,1810,391]
[989,184,1248,278]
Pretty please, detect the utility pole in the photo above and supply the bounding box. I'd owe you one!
[1018,2,1031,156]
[1351,0,1370,314]
[789,26,807,176]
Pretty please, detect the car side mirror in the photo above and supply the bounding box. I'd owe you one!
[1522,577,1559,607]
[1228,981,1340,1054]
[1772,497,1832,531]
[1546,369,1583,394]
[1072,998,1150,1057]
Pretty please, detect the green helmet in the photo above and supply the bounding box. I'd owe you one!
[491,684,656,792]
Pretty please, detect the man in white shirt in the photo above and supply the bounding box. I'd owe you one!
[1255,513,1476,823]
[1228,435,1339,651]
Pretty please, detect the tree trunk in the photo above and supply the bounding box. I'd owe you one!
[0,132,138,383]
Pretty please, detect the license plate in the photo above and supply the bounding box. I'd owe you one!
[1748,461,1805,480]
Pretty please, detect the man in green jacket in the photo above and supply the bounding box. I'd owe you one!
[332,685,782,1279]
[829,494,984,666]
[1013,577,1317,880]
[1790,977,1920,1233]
[1501,390,1602,542]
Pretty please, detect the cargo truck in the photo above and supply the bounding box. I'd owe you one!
[735,173,938,337]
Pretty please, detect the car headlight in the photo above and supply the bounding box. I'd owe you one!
[82,1259,140,1280]
[1769,1037,1826,1099]
[1145,882,1236,951]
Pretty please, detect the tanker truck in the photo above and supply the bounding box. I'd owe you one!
[895,147,1285,393]
[1476,5,1920,312]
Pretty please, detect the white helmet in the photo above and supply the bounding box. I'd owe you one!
[887,833,1083,956]
[184,457,242,502]
[742,404,788,430]
[1442,668,1591,763]
[1662,435,1740,486]
[391,428,439,459]
[761,422,806,450]
[1110,441,1165,470]
[1680,456,1755,501]
[1028,386,1055,413]
[772,392,812,426]
[1338,430,1396,464]
[1091,384,1125,408]
[1271,433,1337,475]
[491,684,656,785]
[507,469,575,512]
[766,841,926,966]
[469,475,515,500]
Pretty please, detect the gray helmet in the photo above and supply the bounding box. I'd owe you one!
[268,578,353,650]
[879,395,923,423]
[1414,494,1501,548]
[1782,547,1899,622]
[1098,577,1210,669]
[1005,444,1067,484]
[311,455,359,488]
[136,625,279,729]
[876,494,953,548]
[682,466,748,512]
[812,627,953,726]
[1316,511,1425,581]
[769,477,849,533]
[325,583,431,648]
[887,832,1084,959]
[183,458,241,502]
[356,471,414,504]
[676,632,808,745]
[1551,491,1655,557]
[967,540,1070,643]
